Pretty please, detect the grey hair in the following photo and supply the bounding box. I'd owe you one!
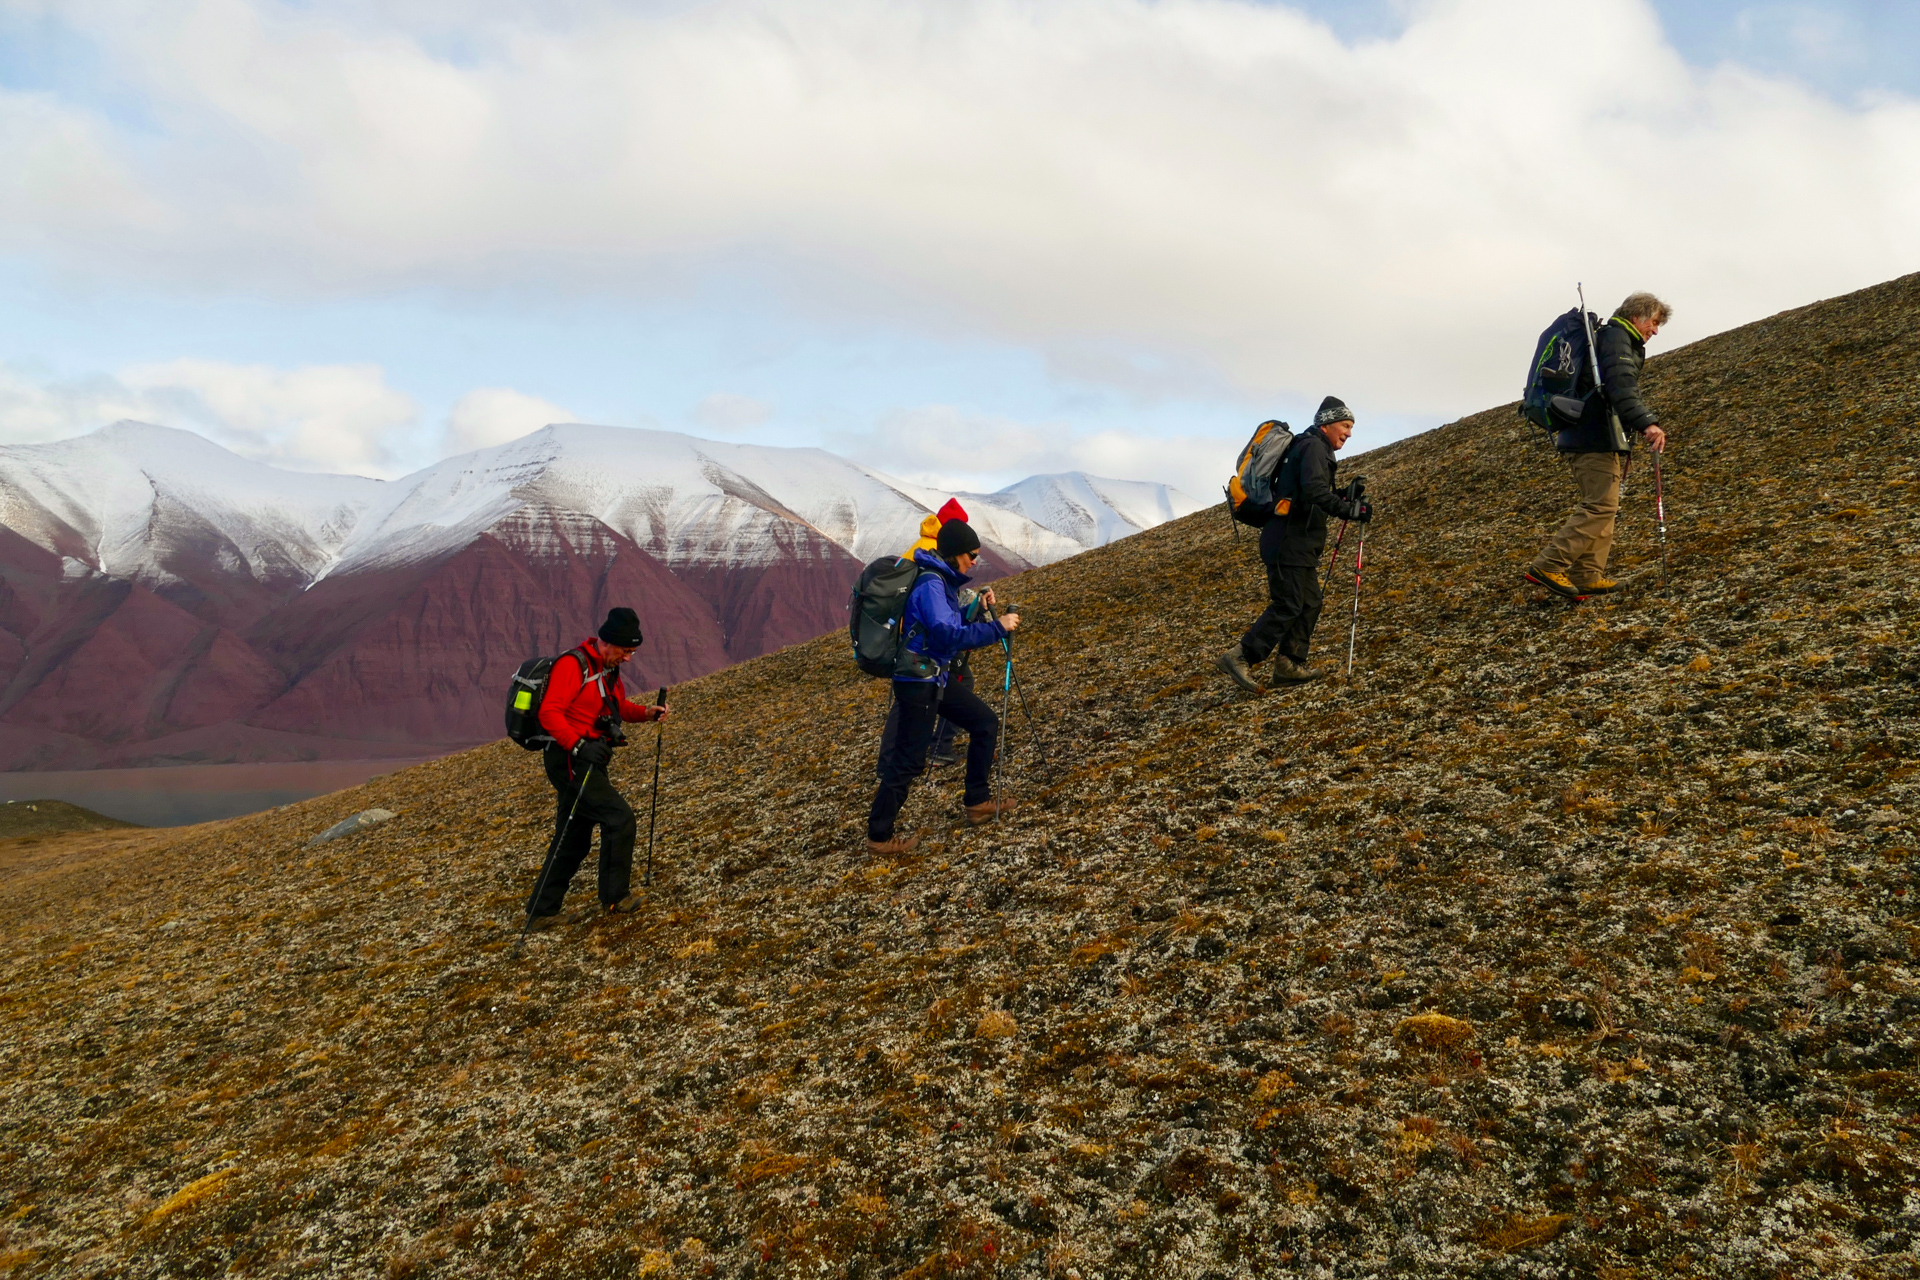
[1615,292,1672,327]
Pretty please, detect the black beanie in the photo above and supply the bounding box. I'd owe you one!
[1314,396,1354,427]
[936,519,982,560]
[598,607,643,648]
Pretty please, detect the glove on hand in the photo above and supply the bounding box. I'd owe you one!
[1348,500,1374,524]
[571,736,614,770]
[1342,476,1367,501]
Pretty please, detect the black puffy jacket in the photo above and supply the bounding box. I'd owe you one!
[1259,427,1359,568]
[1556,316,1657,453]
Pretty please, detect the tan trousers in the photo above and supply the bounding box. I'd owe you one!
[1533,452,1624,586]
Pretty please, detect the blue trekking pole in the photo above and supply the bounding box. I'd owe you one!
[983,598,1015,822]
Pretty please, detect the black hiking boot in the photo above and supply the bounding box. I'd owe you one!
[1216,648,1263,694]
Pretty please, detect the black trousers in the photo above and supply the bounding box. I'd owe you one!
[875,664,969,775]
[868,679,999,841]
[1239,559,1324,665]
[528,745,637,916]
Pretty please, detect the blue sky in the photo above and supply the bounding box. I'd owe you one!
[2,0,1917,497]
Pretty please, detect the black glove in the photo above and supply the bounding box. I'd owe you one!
[571,736,613,771]
[1348,500,1373,524]
[1342,476,1367,501]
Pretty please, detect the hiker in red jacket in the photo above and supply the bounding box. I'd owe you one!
[525,607,670,926]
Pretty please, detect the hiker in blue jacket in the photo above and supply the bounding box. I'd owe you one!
[867,520,1021,854]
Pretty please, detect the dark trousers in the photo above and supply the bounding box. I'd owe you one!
[1239,559,1323,665]
[876,664,968,775]
[868,679,999,841]
[528,745,637,916]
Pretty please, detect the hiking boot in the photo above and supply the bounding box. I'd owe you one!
[604,893,645,914]
[1216,648,1263,694]
[524,912,565,933]
[1524,568,1581,599]
[928,748,959,767]
[868,833,920,855]
[965,796,1018,826]
[1577,576,1620,594]
[1271,655,1321,684]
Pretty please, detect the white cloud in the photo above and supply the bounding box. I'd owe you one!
[5,0,1920,424]
[830,404,1235,501]
[0,360,419,476]
[443,386,576,454]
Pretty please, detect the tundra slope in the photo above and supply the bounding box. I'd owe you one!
[1,274,1917,1278]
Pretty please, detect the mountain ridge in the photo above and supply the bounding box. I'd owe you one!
[0,423,1200,769]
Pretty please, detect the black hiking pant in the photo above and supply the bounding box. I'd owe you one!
[528,745,636,916]
[875,663,969,775]
[868,679,999,842]
[1239,559,1323,666]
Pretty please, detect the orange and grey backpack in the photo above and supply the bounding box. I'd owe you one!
[1225,420,1297,527]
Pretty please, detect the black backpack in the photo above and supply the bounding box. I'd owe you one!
[1521,307,1601,433]
[848,557,932,678]
[504,647,593,750]
[1224,420,1296,527]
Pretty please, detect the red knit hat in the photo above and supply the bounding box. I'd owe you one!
[936,498,968,524]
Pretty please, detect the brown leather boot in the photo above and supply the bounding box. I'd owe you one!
[868,832,920,855]
[965,796,1018,826]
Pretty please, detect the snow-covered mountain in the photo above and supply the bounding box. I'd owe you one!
[0,422,1199,769]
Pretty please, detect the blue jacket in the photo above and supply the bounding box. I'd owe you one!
[896,550,1006,684]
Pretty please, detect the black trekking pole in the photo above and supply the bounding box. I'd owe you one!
[513,766,595,959]
[1346,527,1367,679]
[643,687,668,886]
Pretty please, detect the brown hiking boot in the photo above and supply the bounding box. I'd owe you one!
[965,796,1018,826]
[868,833,920,855]
[604,893,645,914]
[1271,654,1321,684]
[1216,648,1263,694]
[524,912,565,933]
[1577,576,1620,594]
[1524,568,1581,599]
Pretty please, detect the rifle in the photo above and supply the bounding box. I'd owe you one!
[1578,282,1630,453]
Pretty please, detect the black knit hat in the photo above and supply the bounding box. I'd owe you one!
[598,607,643,648]
[936,519,982,560]
[1314,396,1354,427]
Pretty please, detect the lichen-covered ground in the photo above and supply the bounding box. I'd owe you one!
[2,275,1917,1279]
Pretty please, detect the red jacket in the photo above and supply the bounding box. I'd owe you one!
[537,638,661,751]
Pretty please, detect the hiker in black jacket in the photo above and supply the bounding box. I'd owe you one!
[1219,396,1371,692]
[1526,292,1671,598]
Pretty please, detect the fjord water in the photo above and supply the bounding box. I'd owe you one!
[0,759,445,827]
